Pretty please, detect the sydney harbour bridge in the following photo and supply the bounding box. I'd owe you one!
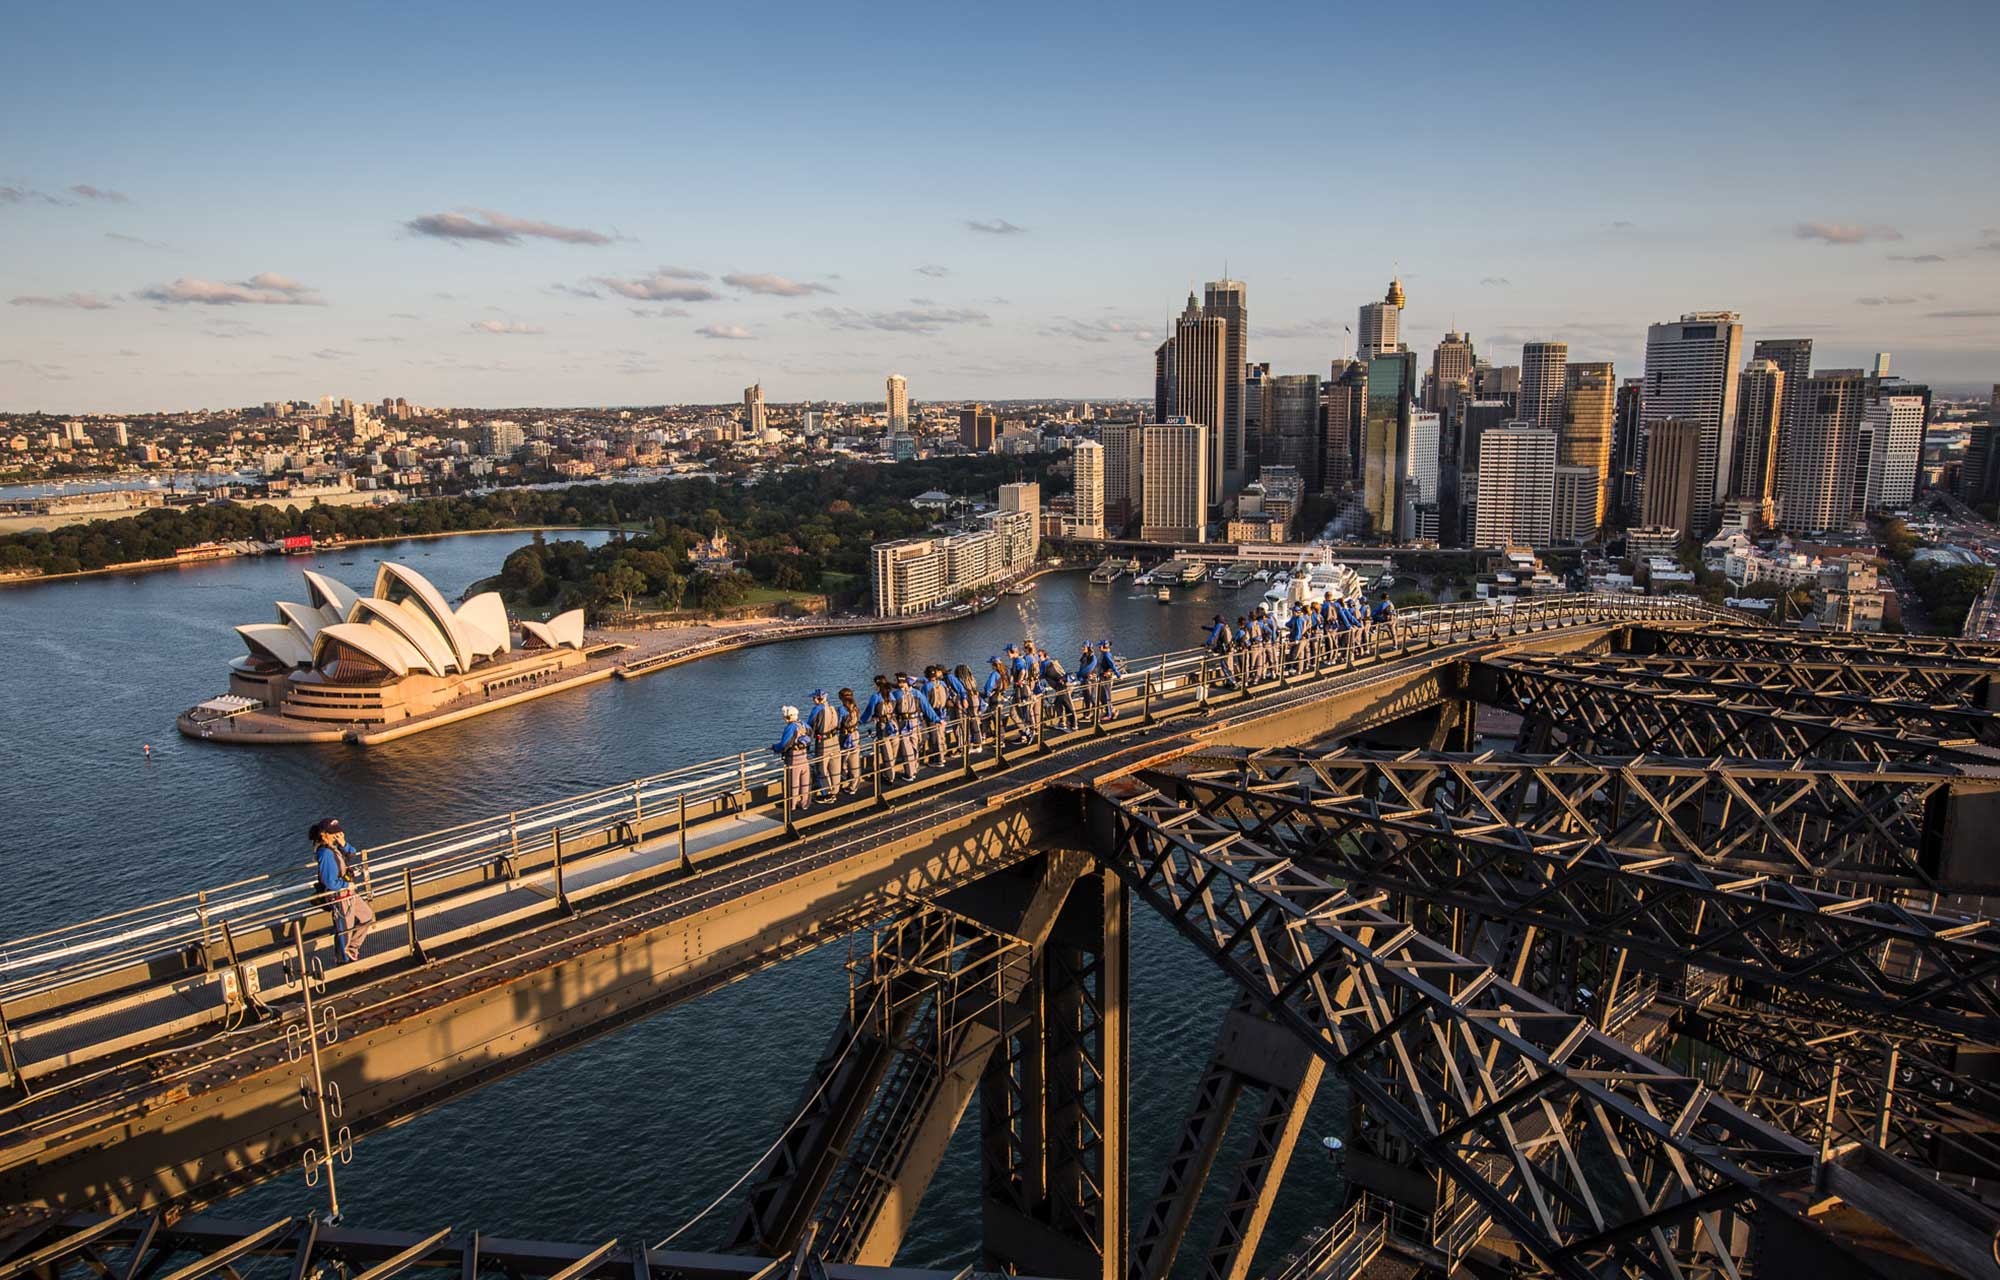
[3,595,1999,1280]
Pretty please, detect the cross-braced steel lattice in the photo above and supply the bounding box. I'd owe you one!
[1491,652,2000,748]
[1628,624,2000,668]
[1476,653,1988,764]
[1098,774,1826,1280]
[1143,748,2000,1040]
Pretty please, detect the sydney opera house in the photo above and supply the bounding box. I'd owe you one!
[218,561,590,728]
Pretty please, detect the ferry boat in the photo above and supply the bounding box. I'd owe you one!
[1003,580,1035,596]
[1156,586,1172,603]
[1088,561,1124,584]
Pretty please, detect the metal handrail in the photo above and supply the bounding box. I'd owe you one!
[0,593,1725,1008]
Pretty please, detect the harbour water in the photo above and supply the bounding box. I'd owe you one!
[0,533,1344,1270]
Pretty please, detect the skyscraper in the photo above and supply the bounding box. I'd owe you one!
[743,383,768,437]
[1518,341,1569,432]
[1407,410,1442,540]
[958,404,996,451]
[1559,361,1615,539]
[1362,350,1416,539]
[1613,378,1644,523]
[885,374,909,433]
[1864,383,1927,512]
[1320,361,1365,493]
[1071,441,1105,538]
[1731,360,1784,502]
[1155,294,1227,507]
[1639,312,1743,534]
[1099,422,1137,532]
[1475,426,1557,547]
[1263,374,1320,486]
[1777,370,1867,532]
[1752,337,1813,441]
[1244,362,1269,468]
[1428,332,1475,412]
[1140,421,1210,543]
[1203,279,1248,490]
[1964,389,2000,505]
[1641,419,1701,536]
[1356,278,1405,359]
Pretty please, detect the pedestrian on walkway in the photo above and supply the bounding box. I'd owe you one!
[835,688,862,795]
[312,818,375,964]
[770,706,811,811]
[1094,639,1123,718]
[805,690,839,800]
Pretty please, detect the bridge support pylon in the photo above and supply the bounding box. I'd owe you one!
[980,867,1128,1280]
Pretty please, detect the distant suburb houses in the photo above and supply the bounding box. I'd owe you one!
[870,483,1040,617]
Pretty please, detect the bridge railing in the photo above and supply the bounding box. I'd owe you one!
[0,592,1726,1018]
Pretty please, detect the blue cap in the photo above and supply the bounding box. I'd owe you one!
[1099,638,1112,646]
[812,689,826,699]
[1005,643,1018,653]
[989,654,1003,664]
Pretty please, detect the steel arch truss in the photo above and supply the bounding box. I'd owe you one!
[1493,652,2000,748]
[1476,653,1984,764]
[1098,774,1819,1280]
[1629,624,2000,668]
[1149,748,2000,1040]
[1571,654,1997,711]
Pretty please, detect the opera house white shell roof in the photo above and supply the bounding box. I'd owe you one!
[234,562,584,680]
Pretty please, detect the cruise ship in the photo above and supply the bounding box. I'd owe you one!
[1261,551,1364,623]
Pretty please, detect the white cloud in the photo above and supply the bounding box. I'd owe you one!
[406,209,614,246]
[696,323,754,340]
[966,218,1026,235]
[472,319,545,335]
[138,273,324,305]
[807,306,989,334]
[1794,221,1903,245]
[724,271,834,297]
[9,292,115,310]
[592,268,718,302]
[70,184,129,203]
[915,264,951,278]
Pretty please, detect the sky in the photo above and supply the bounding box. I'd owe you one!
[3,0,1998,413]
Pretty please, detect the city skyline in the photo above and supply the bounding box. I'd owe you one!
[5,1,1999,414]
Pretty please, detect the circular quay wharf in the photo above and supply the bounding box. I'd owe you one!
[6,595,2000,1280]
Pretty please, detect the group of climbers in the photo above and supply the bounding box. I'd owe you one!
[770,636,1125,809]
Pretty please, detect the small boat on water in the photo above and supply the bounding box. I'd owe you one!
[1253,569,1271,582]
[1003,581,1035,596]
[1156,586,1172,603]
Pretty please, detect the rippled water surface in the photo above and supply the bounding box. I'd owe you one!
[0,537,1345,1270]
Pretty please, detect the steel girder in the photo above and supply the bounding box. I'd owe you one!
[1476,653,1984,765]
[1097,776,1818,1280]
[1628,625,2000,668]
[0,1210,969,1280]
[728,853,1085,1265]
[1495,652,2000,748]
[1668,998,2000,1182]
[1148,749,2000,1041]
[1556,654,1997,710]
[1128,999,1324,1280]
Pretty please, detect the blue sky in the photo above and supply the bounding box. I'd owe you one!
[4,0,1997,412]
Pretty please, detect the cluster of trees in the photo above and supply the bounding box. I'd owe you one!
[1905,560,1995,631]
[0,455,1059,582]
[489,455,1058,619]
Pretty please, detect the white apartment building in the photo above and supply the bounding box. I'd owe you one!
[1474,426,1556,547]
[1140,421,1209,542]
[1071,441,1106,539]
[1864,393,1925,512]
